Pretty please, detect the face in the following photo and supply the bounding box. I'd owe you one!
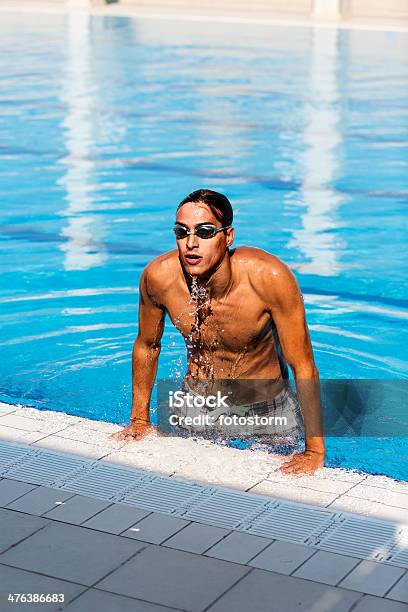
[175,201,234,277]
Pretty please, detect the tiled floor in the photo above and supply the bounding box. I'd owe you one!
[0,484,406,612]
[0,403,407,610]
[0,488,407,611]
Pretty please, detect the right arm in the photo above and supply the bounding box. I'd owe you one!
[113,265,165,440]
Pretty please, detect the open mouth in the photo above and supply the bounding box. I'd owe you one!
[184,254,203,265]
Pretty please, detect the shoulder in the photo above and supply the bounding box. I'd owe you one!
[141,250,179,299]
[233,246,302,305]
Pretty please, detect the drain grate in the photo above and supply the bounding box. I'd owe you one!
[0,440,406,569]
[316,515,397,560]
[181,488,274,529]
[59,462,153,500]
[385,529,408,568]
[121,477,208,513]
[4,449,91,487]
[244,502,335,544]
[0,442,36,475]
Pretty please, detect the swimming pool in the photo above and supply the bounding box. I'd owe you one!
[0,12,407,479]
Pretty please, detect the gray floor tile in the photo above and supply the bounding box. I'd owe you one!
[121,512,190,544]
[82,503,151,535]
[43,494,111,525]
[0,563,86,611]
[96,544,249,612]
[339,560,405,596]
[0,508,48,554]
[7,486,74,516]
[248,540,316,574]
[0,479,37,507]
[293,550,360,585]
[64,588,182,612]
[207,568,361,612]
[385,571,408,604]
[0,521,145,586]
[163,522,230,554]
[205,532,272,564]
[351,594,408,612]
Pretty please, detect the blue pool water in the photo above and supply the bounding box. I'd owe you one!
[0,13,407,479]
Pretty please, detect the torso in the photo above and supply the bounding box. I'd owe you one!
[150,247,288,402]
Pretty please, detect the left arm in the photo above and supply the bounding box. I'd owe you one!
[264,258,325,474]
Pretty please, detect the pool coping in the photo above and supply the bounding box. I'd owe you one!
[0,401,408,608]
[0,1,408,33]
[1,402,407,527]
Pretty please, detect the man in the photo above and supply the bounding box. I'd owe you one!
[112,189,325,475]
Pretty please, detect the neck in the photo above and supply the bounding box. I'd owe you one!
[185,251,233,299]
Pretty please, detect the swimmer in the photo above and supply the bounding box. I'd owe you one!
[111,189,325,475]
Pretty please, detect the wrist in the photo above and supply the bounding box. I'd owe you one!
[130,416,149,425]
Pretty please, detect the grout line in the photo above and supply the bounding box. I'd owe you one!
[93,587,189,612]
[382,568,408,598]
[288,548,320,575]
[0,520,50,557]
[0,480,39,507]
[200,530,235,555]
[1,440,407,568]
[2,504,408,598]
[201,566,254,612]
[335,559,364,587]
[244,539,276,564]
[91,544,149,585]
[347,593,367,612]
[77,501,116,526]
[0,560,89,588]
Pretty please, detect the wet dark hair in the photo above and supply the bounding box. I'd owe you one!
[176,189,233,227]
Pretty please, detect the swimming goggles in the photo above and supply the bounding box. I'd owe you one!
[173,223,231,240]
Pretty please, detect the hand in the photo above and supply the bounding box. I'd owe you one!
[278,449,325,476]
[110,421,156,442]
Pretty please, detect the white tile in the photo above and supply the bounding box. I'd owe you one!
[0,425,47,444]
[339,560,405,596]
[293,550,360,585]
[0,413,65,434]
[13,406,84,426]
[0,404,17,416]
[386,571,408,603]
[365,475,408,495]
[56,422,123,444]
[249,540,316,574]
[68,418,121,432]
[163,522,230,554]
[249,480,338,507]
[266,470,357,494]
[328,496,408,524]
[32,436,110,460]
[345,484,408,510]
[205,531,272,564]
[105,450,176,476]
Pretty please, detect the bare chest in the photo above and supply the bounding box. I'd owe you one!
[165,289,269,351]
